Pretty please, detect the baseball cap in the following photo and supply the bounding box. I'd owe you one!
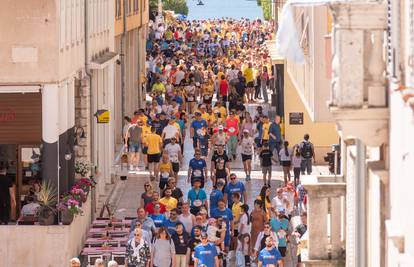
[200,232,208,238]
[243,129,249,133]
[218,125,224,130]
[278,207,286,213]
[195,111,201,115]
[170,115,176,120]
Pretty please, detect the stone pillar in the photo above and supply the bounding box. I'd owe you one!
[307,189,329,259]
[75,76,91,165]
[304,180,346,262]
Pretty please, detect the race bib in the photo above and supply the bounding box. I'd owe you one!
[193,169,202,177]
[171,155,179,163]
[204,95,211,100]
[188,96,194,101]
[196,129,204,136]
[193,199,202,207]
[161,172,170,179]
[228,127,236,133]
[277,229,287,239]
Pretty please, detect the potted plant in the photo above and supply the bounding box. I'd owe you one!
[77,177,95,194]
[37,181,57,225]
[75,161,90,178]
[57,194,83,225]
[70,186,87,204]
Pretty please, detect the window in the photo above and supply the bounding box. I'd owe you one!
[116,0,121,19]
[133,0,139,13]
[125,0,131,16]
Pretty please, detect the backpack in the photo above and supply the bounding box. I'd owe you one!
[301,141,313,158]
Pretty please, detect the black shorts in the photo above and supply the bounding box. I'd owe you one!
[247,81,254,88]
[281,160,291,167]
[241,154,252,162]
[203,95,213,104]
[172,162,180,173]
[148,153,161,163]
[142,146,148,154]
[278,246,287,257]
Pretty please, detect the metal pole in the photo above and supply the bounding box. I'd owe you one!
[121,0,127,130]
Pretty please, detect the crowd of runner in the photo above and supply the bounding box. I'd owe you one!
[120,16,313,267]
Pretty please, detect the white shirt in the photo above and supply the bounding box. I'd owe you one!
[279,148,293,162]
[164,143,181,163]
[240,137,254,155]
[162,124,179,139]
[271,196,287,211]
[238,213,250,235]
[174,71,185,85]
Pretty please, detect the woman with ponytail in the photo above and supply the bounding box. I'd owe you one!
[279,140,293,185]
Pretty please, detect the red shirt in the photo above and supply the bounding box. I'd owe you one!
[145,202,166,215]
[225,117,239,136]
[219,80,229,97]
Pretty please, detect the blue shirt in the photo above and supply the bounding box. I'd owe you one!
[174,95,184,105]
[189,158,207,179]
[187,188,207,208]
[211,208,233,235]
[150,214,166,228]
[209,189,224,214]
[270,218,289,247]
[191,119,208,138]
[194,243,218,267]
[258,247,282,266]
[224,181,246,207]
[269,122,281,142]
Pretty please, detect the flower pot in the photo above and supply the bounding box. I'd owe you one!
[61,210,74,225]
[38,207,55,225]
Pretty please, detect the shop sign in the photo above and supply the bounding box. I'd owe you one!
[289,112,304,125]
[95,109,110,123]
[0,108,16,123]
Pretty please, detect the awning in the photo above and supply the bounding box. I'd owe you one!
[89,51,119,70]
[276,0,350,64]
[265,40,285,65]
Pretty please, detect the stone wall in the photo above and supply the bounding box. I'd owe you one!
[75,76,91,165]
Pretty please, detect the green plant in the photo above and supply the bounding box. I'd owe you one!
[75,161,90,176]
[38,180,57,209]
[162,0,189,16]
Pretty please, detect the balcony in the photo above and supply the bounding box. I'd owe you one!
[301,174,346,266]
[328,1,389,147]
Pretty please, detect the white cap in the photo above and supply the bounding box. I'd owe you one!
[218,125,224,130]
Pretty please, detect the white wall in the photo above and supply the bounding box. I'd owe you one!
[0,196,92,267]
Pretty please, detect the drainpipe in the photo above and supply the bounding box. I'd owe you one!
[84,0,95,220]
[121,0,126,129]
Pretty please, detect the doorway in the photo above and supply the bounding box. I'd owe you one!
[0,144,42,220]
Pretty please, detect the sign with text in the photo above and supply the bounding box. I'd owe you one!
[289,112,304,125]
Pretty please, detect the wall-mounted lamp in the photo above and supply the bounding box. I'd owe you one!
[73,127,86,151]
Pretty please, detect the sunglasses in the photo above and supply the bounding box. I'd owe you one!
[145,184,151,187]
[230,177,236,180]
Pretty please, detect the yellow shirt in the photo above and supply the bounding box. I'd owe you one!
[146,133,162,154]
[159,197,178,211]
[201,112,210,123]
[213,106,227,119]
[232,202,243,223]
[217,71,225,80]
[141,125,152,144]
[244,68,254,83]
[262,122,270,140]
